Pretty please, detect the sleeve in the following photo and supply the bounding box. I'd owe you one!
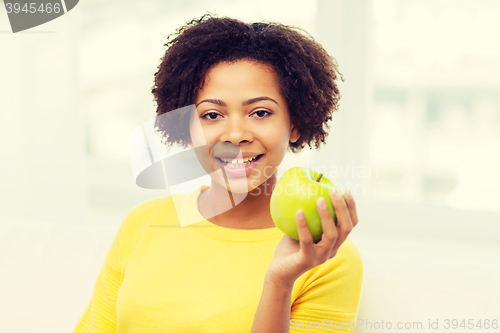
[289,237,364,332]
[72,218,127,333]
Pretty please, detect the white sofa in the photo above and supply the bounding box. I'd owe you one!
[1,202,499,333]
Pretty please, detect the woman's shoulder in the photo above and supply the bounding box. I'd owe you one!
[336,237,363,267]
[299,237,363,283]
[122,186,202,231]
[291,237,364,314]
[113,194,179,262]
[320,236,363,277]
[123,193,178,229]
[126,195,173,218]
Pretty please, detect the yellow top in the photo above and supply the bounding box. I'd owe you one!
[73,185,363,332]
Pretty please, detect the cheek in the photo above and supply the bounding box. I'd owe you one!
[189,114,206,148]
[259,124,290,161]
[264,121,291,148]
[188,116,216,176]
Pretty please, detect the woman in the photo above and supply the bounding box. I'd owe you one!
[74,14,362,333]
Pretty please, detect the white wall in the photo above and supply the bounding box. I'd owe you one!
[0,8,87,224]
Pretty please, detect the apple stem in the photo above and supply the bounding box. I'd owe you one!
[316,173,323,182]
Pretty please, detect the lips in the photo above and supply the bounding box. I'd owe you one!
[213,154,264,177]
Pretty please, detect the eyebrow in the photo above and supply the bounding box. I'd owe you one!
[195,96,279,108]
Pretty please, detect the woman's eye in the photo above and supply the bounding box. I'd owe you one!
[252,110,271,118]
[202,112,221,120]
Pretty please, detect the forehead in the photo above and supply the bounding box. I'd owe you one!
[196,60,283,100]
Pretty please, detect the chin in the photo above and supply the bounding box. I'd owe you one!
[226,180,260,194]
[214,176,264,195]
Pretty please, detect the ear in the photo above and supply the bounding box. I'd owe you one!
[289,123,300,144]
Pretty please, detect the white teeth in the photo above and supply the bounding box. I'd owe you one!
[219,155,260,167]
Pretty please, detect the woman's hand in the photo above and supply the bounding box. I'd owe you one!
[265,188,359,289]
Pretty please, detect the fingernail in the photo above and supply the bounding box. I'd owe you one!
[333,188,340,196]
[346,189,352,196]
[318,197,327,209]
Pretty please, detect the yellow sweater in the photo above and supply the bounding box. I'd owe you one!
[73,185,363,332]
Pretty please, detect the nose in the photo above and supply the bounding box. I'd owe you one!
[220,116,253,145]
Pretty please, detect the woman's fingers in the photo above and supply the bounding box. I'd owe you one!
[316,196,338,258]
[344,189,359,227]
[295,210,315,260]
[329,188,353,254]
[295,188,359,263]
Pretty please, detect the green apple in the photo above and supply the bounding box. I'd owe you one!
[270,167,345,243]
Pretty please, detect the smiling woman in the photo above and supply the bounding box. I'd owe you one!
[73,13,363,333]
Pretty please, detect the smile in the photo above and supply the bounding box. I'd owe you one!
[216,155,263,168]
[214,154,264,177]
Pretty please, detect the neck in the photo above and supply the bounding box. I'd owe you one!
[199,175,278,230]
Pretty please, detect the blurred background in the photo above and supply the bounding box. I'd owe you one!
[1,1,500,331]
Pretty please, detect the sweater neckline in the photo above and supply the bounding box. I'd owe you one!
[177,185,283,242]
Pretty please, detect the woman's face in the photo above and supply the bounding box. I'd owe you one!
[189,59,300,194]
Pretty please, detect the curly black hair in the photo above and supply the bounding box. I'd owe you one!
[151,13,343,153]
